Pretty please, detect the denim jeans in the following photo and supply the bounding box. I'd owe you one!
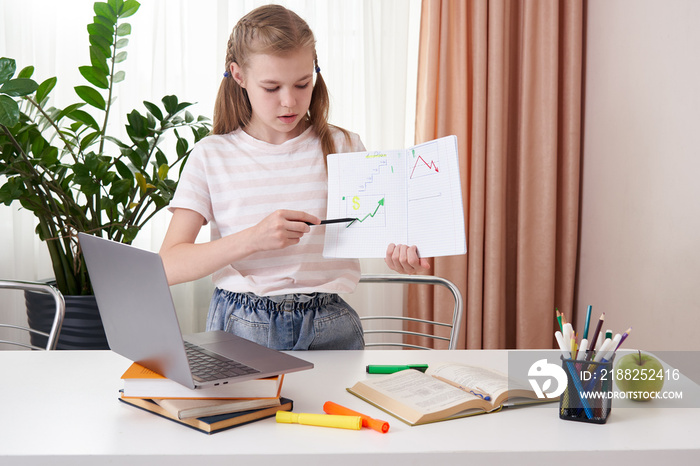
[206,289,365,350]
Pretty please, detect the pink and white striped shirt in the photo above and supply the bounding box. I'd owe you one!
[169,126,364,296]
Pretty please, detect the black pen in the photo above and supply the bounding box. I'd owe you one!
[306,218,356,226]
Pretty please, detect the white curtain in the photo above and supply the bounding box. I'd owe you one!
[0,0,420,341]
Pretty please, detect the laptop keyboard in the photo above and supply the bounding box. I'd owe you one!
[184,341,260,382]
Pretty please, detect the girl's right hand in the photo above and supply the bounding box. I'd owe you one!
[250,209,320,252]
[159,208,320,286]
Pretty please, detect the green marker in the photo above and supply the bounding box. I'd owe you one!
[366,364,429,374]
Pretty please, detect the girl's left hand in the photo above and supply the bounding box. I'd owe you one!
[385,243,431,275]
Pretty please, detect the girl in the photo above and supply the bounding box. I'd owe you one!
[160,4,428,351]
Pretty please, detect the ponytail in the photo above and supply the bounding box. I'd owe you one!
[213,73,251,135]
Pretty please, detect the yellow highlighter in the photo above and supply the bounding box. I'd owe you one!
[276,411,362,430]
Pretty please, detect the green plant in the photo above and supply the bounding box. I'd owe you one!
[0,0,210,296]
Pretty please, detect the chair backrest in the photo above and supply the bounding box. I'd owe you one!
[0,280,65,350]
[358,274,463,350]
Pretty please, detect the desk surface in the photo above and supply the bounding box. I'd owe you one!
[1,349,699,465]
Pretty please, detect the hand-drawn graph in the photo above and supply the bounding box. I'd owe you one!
[324,136,466,258]
[358,158,390,193]
[344,196,386,228]
[409,148,440,179]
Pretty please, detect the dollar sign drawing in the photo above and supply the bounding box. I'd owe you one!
[352,196,360,210]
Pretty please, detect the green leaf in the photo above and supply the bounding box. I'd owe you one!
[176,137,188,158]
[126,148,143,168]
[30,135,46,157]
[114,51,128,63]
[17,66,35,79]
[79,131,101,151]
[68,109,100,131]
[116,23,131,36]
[126,110,150,140]
[88,23,114,44]
[155,148,167,168]
[74,85,106,110]
[89,34,112,59]
[94,2,118,23]
[0,57,16,85]
[55,102,86,124]
[40,146,59,166]
[162,95,178,115]
[0,94,20,127]
[35,77,57,104]
[119,0,140,18]
[108,0,124,14]
[143,100,163,121]
[113,70,126,83]
[157,163,169,180]
[0,178,25,205]
[134,172,147,194]
[115,38,129,49]
[0,78,38,97]
[94,157,110,179]
[175,101,194,114]
[79,66,109,89]
[105,135,129,149]
[89,45,110,74]
[114,159,133,179]
[93,14,114,30]
[110,178,132,198]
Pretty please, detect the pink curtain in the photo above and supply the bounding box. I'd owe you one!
[409,0,584,349]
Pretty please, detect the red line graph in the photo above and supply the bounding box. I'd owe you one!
[410,155,439,179]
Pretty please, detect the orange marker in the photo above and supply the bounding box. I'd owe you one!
[323,401,390,433]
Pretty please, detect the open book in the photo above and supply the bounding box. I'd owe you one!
[347,362,546,426]
[323,136,466,258]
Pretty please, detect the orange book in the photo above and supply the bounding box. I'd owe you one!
[121,363,284,399]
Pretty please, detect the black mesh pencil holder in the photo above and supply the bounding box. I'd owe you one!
[559,355,615,424]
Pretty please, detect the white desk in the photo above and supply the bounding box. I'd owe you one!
[1,349,699,465]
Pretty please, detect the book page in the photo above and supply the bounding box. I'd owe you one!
[426,363,511,398]
[426,362,536,406]
[323,136,466,258]
[360,369,478,413]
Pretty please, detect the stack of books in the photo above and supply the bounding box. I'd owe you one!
[118,363,292,434]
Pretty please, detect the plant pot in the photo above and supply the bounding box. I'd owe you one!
[25,288,109,350]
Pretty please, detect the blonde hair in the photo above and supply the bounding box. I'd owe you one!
[213,4,347,157]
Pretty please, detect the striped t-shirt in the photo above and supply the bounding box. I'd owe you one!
[169,126,364,296]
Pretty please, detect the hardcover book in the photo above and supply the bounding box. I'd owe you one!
[121,362,283,399]
[119,395,293,434]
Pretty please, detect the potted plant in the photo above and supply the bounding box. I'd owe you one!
[0,0,210,348]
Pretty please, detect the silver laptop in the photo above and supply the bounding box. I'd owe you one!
[78,233,313,389]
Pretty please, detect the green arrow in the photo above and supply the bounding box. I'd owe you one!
[347,198,384,227]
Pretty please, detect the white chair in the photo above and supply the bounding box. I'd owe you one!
[0,280,65,350]
[358,274,463,350]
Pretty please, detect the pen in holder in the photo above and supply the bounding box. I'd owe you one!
[559,354,614,424]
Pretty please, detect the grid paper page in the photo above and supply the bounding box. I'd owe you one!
[323,136,466,258]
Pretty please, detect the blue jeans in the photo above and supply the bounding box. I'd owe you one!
[206,289,365,350]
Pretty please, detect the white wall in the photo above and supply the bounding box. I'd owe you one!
[577,0,700,350]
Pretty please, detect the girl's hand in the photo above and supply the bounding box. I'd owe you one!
[251,209,320,252]
[385,243,431,275]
